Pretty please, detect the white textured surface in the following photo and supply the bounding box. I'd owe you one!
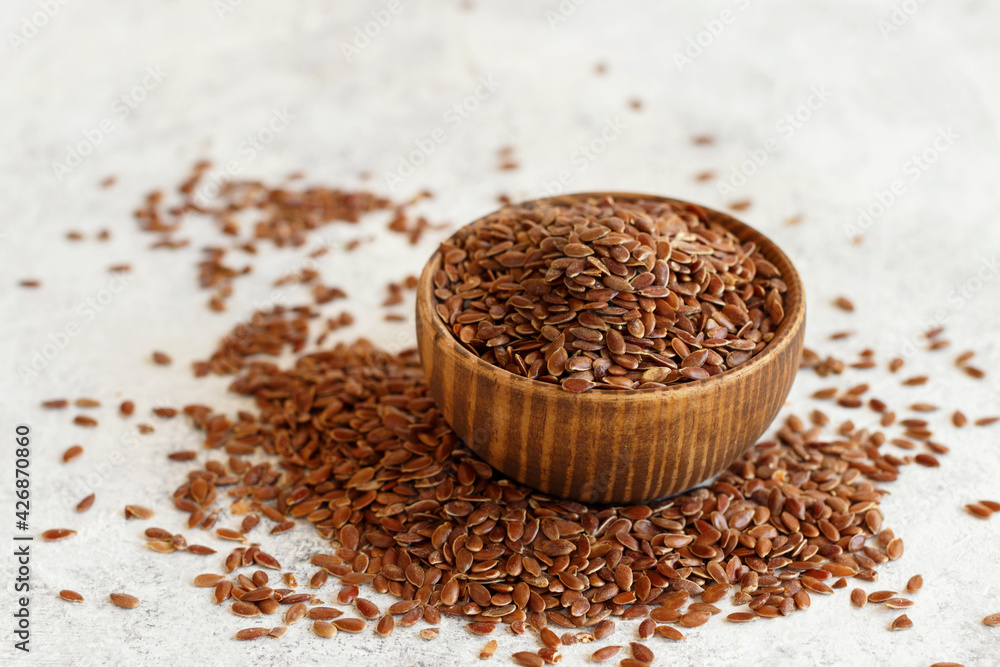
[2,1,1000,665]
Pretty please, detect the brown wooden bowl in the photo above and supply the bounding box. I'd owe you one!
[416,193,805,504]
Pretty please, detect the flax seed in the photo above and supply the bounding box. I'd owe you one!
[478,639,497,659]
[890,614,913,630]
[965,503,993,519]
[235,627,270,640]
[124,505,154,520]
[511,653,545,667]
[76,493,96,513]
[332,617,366,633]
[194,574,223,587]
[110,593,139,609]
[591,646,622,662]
[42,529,76,541]
[312,621,336,638]
[152,351,172,365]
[833,296,854,312]
[375,614,395,637]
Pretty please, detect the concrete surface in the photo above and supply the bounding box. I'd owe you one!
[1,1,999,665]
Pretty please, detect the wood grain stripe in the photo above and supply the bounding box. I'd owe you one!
[533,390,553,493]
[621,407,639,502]
[579,413,601,502]
[642,400,664,500]
[550,396,577,498]
[675,393,694,493]
[557,397,581,499]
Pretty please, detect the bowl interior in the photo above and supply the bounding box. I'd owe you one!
[421,192,805,401]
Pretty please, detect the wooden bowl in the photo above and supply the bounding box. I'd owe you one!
[416,193,805,504]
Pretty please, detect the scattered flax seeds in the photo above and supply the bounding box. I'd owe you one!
[41,529,76,541]
[497,145,519,171]
[479,639,497,659]
[76,494,95,512]
[124,505,155,520]
[965,503,994,519]
[109,593,140,609]
[954,350,975,366]
[38,167,992,659]
[62,445,84,462]
[235,627,270,640]
[157,305,956,655]
[59,590,84,602]
[131,161,443,310]
[890,614,913,630]
[833,296,855,312]
[850,589,867,608]
[152,351,172,365]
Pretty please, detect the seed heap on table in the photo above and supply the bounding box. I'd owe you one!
[31,163,998,666]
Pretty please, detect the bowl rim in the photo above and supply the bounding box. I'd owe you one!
[419,192,805,400]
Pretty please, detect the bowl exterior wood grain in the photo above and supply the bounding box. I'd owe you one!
[417,193,805,504]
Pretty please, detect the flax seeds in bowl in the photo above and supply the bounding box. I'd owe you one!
[416,193,806,503]
[429,194,788,393]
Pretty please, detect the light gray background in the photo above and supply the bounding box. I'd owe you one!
[2,1,999,666]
